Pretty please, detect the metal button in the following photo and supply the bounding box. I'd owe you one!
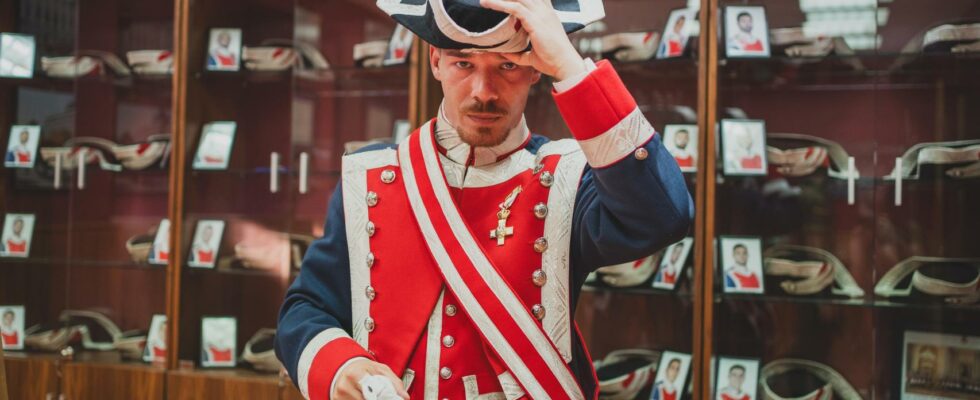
[531,304,546,320]
[445,304,457,316]
[365,286,376,301]
[539,171,554,188]
[366,221,376,237]
[439,367,452,380]
[534,237,548,253]
[366,191,379,207]
[364,317,376,332]
[533,203,548,219]
[633,147,649,160]
[380,169,396,184]
[532,269,547,287]
[442,335,455,348]
[366,252,375,268]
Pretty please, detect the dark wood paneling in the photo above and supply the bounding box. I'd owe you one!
[3,354,59,400]
[281,381,305,400]
[166,369,280,400]
[62,362,165,400]
[0,347,8,400]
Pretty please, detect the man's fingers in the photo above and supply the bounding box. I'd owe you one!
[338,379,367,400]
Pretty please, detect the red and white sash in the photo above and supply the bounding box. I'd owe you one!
[398,122,586,400]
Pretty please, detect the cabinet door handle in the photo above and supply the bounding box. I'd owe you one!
[846,156,856,205]
[299,152,309,194]
[894,157,903,206]
[77,148,86,190]
[270,152,280,193]
[54,152,63,189]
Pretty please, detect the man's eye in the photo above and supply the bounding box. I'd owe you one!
[501,62,517,70]
[455,61,472,69]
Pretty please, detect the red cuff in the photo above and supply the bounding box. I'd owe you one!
[306,337,374,399]
[552,60,638,141]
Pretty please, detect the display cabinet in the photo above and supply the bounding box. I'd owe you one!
[3,0,979,398]
[167,0,411,398]
[700,0,980,398]
[2,0,173,398]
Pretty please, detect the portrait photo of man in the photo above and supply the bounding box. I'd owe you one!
[664,124,698,172]
[725,6,770,57]
[657,9,695,59]
[5,125,40,168]
[720,237,765,294]
[188,220,224,268]
[0,305,25,350]
[206,28,242,71]
[1,214,35,258]
[651,351,692,400]
[715,357,759,400]
[722,119,768,176]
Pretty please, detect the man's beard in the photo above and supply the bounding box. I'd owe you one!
[457,99,511,147]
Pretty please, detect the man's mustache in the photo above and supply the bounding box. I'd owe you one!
[462,100,508,116]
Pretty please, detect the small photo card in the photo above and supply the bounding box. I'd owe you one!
[724,6,771,58]
[0,305,25,350]
[192,121,237,170]
[720,236,765,294]
[721,119,768,176]
[5,125,40,168]
[0,33,35,78]
[143,314,167,363]
[206,28,242,71]
[715,357,760,400]
[651,350,693,400]
[656,8,697,59]
[902,330,980,399]
[148,219,170,265]
[201,316,237,368]
[188,219,225,269]
[383,25,414,66]
[1,213,35,258]
[663,124,698,172]
[652,237,694,290]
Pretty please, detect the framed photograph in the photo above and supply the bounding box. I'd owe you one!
[656,8,697,59]
[5,125,40,168]
[715,357,760,400]
[663,124,698,172]
[1,213,35,258]
[148,219,170,266]
[383,25,414,66]
[143,314,167,363]
[652,237,694,290]
[719,236,765,294]
[0,305,25,350]
[206,28,242,71]
[200,316,237,368]
[392,119,411,144]
[0,33,35,78]
[724,6,771,58]
[902,331,980,399]
[720,119,767,176]
[188,219,225,269]
[192,121,237,170]
[651,350,693,400]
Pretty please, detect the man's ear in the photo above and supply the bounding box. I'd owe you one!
[529,69,542,85]
[429,46,443,81]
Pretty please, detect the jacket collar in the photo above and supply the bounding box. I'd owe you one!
[434,102,530,167]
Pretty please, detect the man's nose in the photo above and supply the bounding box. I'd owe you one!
[469,69,499,104]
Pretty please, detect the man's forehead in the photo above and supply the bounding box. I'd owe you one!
[440,48,508,61]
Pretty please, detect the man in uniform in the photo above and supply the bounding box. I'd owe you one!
[717,364,750,400]
[725,244,760,290]
[275,0,693,398]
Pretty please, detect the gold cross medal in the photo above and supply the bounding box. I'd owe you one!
[489,186,522,246]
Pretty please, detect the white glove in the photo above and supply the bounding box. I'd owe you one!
[359,374,404,400]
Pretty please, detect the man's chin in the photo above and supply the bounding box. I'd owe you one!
[459,126,509,147]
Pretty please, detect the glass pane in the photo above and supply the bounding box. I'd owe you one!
[712,0,880,397]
